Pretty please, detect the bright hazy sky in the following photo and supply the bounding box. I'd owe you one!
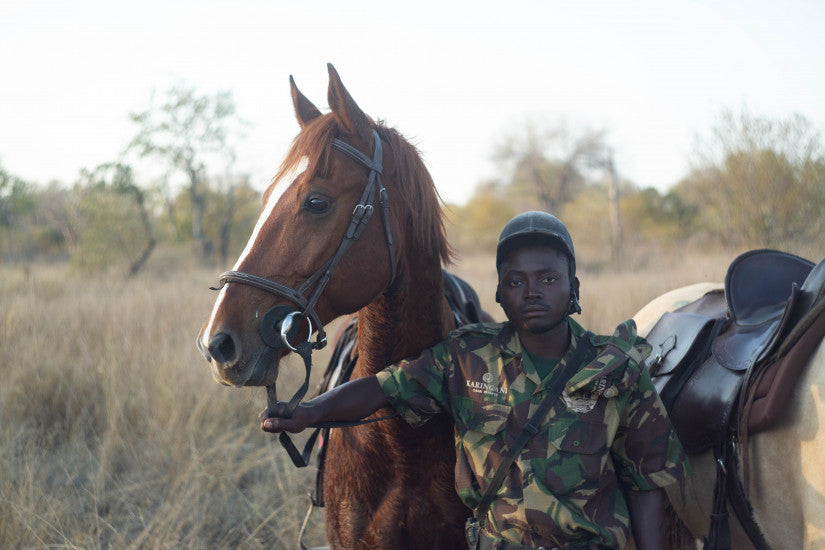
[2,0,824,205]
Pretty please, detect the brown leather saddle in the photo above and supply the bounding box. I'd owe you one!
[644,249,825,454]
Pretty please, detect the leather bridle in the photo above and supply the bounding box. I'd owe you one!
[214,129,395,354]
[210,129,398,466]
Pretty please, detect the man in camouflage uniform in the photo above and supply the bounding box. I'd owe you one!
[264,211,688,550]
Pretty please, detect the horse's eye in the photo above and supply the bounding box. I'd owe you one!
[304,196,331,214]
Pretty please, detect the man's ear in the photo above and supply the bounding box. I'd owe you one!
[495,284,501,303]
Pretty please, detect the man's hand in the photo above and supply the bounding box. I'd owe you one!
[259,375,390,434]
[261,401,316,433]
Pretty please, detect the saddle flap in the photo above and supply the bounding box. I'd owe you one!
[644,312,718,377]
[725,249,814,326]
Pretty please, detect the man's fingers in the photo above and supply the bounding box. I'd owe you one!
[262,417,285,432]
[259,401,292,423]
[261,416,304,433]
[260,401,306,433]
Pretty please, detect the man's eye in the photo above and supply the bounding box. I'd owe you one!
[304,196,331,213]
[542,276,558,285]
[507,280,522,288]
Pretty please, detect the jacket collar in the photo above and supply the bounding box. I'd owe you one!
[492,318,628,393]
[492,317,589,358]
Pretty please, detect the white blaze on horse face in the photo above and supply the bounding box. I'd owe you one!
[234,156,309,271]
[203,157,309,346]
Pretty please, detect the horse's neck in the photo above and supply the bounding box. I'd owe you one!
[354,263,453,376]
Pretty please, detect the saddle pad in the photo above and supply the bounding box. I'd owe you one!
[747,297,825,433]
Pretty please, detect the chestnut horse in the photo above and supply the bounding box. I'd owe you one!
[197,65,470,548]
[634,284,825,549]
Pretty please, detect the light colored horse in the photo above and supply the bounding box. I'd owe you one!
[633,284,825,549]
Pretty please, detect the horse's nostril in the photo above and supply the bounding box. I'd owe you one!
[208,332,237,365]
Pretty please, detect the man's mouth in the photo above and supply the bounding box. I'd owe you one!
[520,305,550,317]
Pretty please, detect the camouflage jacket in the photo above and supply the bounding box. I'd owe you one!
[376,317,688,549]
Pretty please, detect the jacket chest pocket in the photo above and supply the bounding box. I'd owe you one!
[464,402,510,434]
[545,418,608,494]
[457,402,511,475]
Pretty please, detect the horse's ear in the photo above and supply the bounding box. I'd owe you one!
[290,75,322,129]
[327,63,370,136]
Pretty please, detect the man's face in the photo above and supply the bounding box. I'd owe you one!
[498,244,572,335]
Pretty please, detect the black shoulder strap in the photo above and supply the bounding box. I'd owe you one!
[475,331,593,527]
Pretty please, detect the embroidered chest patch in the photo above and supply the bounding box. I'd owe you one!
[465,371,507,397]
[562,377,607,413]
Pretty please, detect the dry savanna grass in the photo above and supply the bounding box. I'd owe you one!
[0,242,810,548]
[1,261,330,549]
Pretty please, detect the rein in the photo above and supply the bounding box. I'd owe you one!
[211,129,398,466]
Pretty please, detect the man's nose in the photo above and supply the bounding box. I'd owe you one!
[524,280,542,298]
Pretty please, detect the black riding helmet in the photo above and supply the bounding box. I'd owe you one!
[495,211,581,314]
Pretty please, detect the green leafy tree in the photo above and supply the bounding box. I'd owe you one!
[0,162,34,228]
[676,108,825,248]
[128,85,247,264]
[447,181,516,253]
[73,163,156,275]
[619,187,694,243]
[490,118,629,255]
[171,176,261,265]
[70,164,154,274]
[0,164,72,262]
[1,179,74,262]
[492,118,609,214]
[0,163,35,261]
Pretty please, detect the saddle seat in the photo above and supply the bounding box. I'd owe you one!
[644,249,825,454]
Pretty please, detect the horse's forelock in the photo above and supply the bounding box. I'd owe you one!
[273,116,336,189]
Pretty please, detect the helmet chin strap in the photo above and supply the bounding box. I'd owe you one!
[568,293,582,315]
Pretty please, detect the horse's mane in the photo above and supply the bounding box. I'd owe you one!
[274,114,452,268]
